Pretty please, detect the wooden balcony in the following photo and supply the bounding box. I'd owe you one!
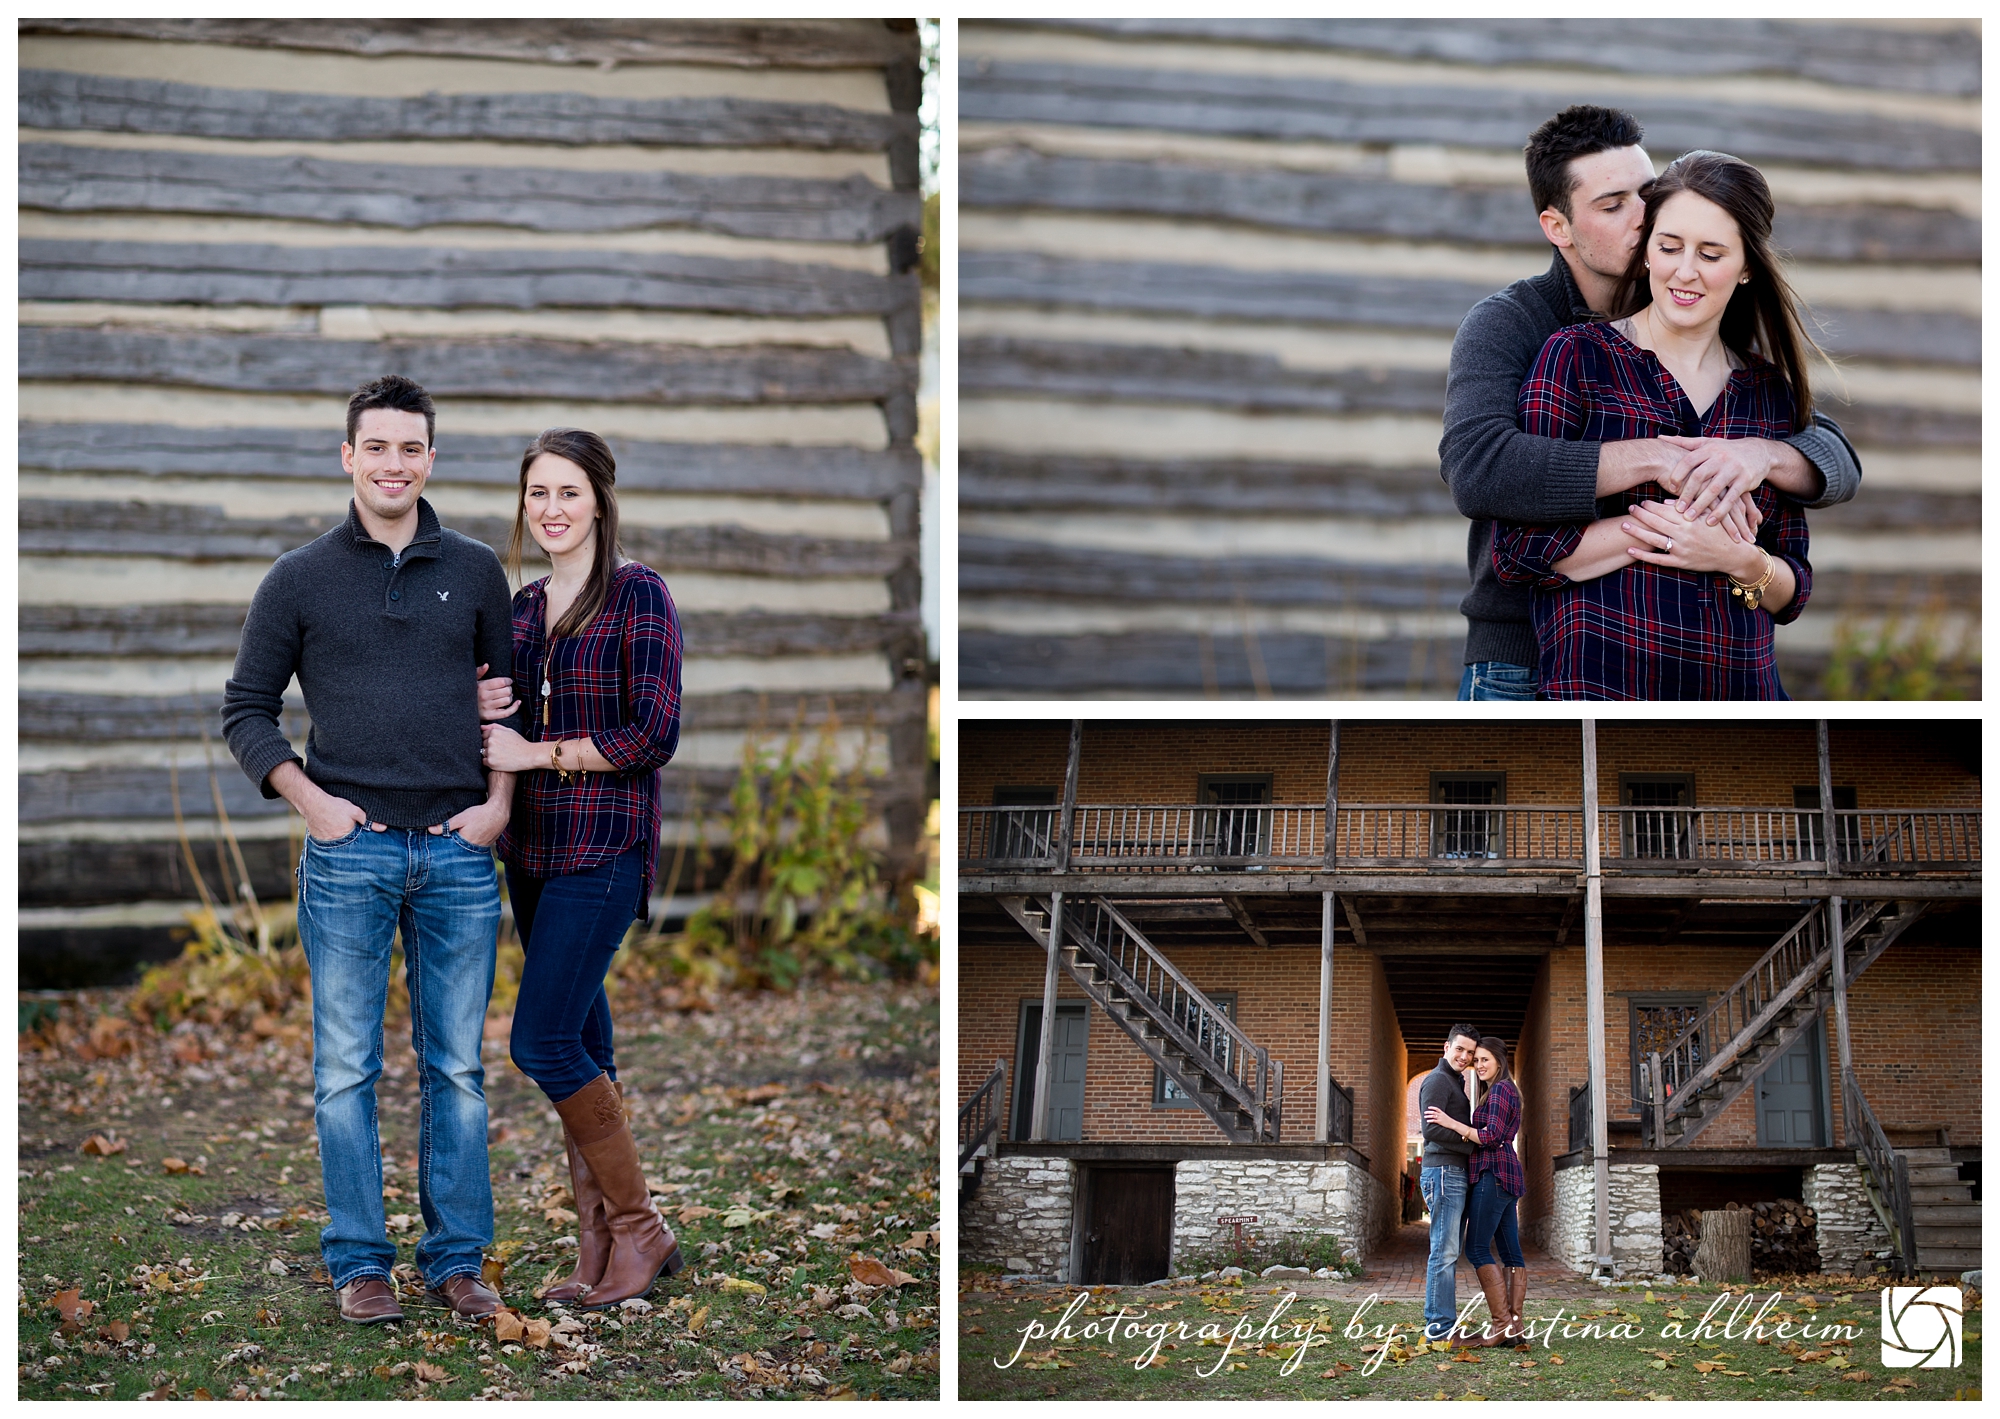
[960,804,1981,885]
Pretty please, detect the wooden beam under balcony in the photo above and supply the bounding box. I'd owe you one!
[960,872,1980,899]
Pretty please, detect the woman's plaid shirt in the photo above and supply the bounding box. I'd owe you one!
[1469,1078,1525,1198]
[498,562,683,913]
[1492,321,1811,700]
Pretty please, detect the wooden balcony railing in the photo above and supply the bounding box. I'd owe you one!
[960,805,1980,874]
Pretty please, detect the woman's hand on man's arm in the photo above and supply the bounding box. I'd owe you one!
[475,663,520,722]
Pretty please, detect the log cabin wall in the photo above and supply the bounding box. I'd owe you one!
[19,19,928,983]
[958,19,1980,698]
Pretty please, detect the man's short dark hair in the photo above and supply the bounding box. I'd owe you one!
[1525,105,1645,219]
[347,374,435,448]
[1446,1023,1481,1050]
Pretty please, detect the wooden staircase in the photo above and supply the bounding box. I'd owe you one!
[1000,895,1283,1143]
[1646,900,1926,1148]
[1902,1146,1981,1275]
[958,1059,1006,1199]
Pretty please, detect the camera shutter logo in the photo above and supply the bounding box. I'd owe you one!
[1880,1286,1961,1368]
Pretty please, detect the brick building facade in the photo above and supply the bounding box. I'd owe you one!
[958,720,1980,1284]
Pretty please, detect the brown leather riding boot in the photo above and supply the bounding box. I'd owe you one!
[551,1073,682,1309]
[541,1086,619,1304]
[1505,1266,1530,1347]
[1467,1263,1510,1346]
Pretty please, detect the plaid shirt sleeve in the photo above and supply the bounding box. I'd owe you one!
[1468,1080,1526,1196]
[1492,331,1592,586]
[1760,493,1812,627]
[593,571,682,774]
[1470,1080,1520,1149]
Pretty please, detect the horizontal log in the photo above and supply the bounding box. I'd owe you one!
[21,140,917,245]
[19,685,930,742]
[961,149,1980,264]
[962,451,1459,519]
[22,69,910,154]
[19,502,911,580]
[962,536,1979,614]
[22,327,904,405]
[960,336,1978,447]
[18,763,749,824]
[19,423,921,500]
[961,628,1467,696]
[20,602,923,660]
[958,60,1983,172]
[960,253,1983,366]
[22,18,917,70]
[992,19,1981,98]
[962,451,1981,531]
[21,240,913,319]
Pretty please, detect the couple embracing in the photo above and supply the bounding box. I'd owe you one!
[1419,1025,1527,1348]
[222,376,684,1323]
[1444,105,1862,700]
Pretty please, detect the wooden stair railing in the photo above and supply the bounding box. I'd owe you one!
[1844,1066,1918,1279]
[1646,900,1926,1148]
[999,895,1283,1144]
[958,1058,1007,1197]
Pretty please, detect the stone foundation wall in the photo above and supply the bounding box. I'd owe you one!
[1803,1163,1894,1276]
[960,1156,1077,1279]
[1547,1162,1663,1276]
[1172,1158,1396,1271]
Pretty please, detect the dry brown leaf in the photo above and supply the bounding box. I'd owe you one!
[481,1257,506,1292]
[1547,1354,1565,1366]
[523,1318,554,1349]
[1841,1371,1871,1383]
[80,1134,126,1157]
[677,1204,718,1226]
[493,1309,525,1343]
[848,1255,915,1287]
[688,1304,710,1336]
[161,1158,189,1175]
[543,1206,578,1228]
[50,1290,93,1324]
[98,1320,130,1344]
[413,1361,452,1383]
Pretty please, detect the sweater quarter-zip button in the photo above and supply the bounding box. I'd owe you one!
[390,589,401,601]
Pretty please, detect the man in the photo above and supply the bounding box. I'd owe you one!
[1419,1024,1481,1344]
[1440,104,1861,699]
[222,375,519,1324]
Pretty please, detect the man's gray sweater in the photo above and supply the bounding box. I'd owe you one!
[222,498,516,828]
[1419,1056,1475,1169]
[1439,249,1862,669]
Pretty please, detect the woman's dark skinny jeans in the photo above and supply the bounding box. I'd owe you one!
[506,845,646,1105]
[1464,1172,1525,1268]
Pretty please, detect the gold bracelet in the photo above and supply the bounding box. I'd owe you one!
[550,740,585,787]
[1728,550,1776,611]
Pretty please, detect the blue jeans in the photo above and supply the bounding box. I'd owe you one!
[1457,660,1539,701]
[506,847,646,1104]
[1464,1173,1525,1268]
[297,825,500,1290]
[1420,1164,1470,1340]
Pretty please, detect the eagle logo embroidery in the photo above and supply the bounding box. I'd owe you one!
[438,591,450,601]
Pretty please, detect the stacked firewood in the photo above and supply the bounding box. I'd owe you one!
[1662,1200,1820,1276]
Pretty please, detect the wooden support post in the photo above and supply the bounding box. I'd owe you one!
[1056,719,1081,873]
[1581,720,1613,1275]
[1820,721,1852,1142]
[1318,890,1334,1142]
[1028,890,1064,1144]
[1324,720,1340,870]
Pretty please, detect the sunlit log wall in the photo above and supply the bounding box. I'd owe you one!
[958,19,1980,699]
[19,19,927,982]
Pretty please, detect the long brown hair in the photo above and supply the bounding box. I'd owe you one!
[506,427,624,638]
[1476,1035,1512,1085]
[1609,150,1822,431]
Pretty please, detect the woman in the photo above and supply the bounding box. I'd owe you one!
[475,427,685,1309]
[1493,150,1817,699]
[1424,1036,1527,1349]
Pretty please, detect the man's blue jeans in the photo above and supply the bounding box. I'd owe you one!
[1420,1164,1470,1341]
[1457,660,1539,701]
[297,825,500,1290]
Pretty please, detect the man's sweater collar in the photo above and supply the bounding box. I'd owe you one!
[345,496,443,556]
[1540,248,1603,324]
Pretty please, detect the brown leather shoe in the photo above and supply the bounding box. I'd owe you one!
[428,1273,503,1320]
[552,1073,684,1309]
[337,1276,404,1325]
[543,1084,619,1304]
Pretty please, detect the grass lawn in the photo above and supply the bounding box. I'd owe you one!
[958,1273,1980,1401]
[20,978,940,1400]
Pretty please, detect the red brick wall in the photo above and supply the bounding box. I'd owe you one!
[1842,935,1981,1146]
[958,938,1407,1194]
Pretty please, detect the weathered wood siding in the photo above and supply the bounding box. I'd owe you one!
[958,19,1980,698]
[19,19,927,968]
